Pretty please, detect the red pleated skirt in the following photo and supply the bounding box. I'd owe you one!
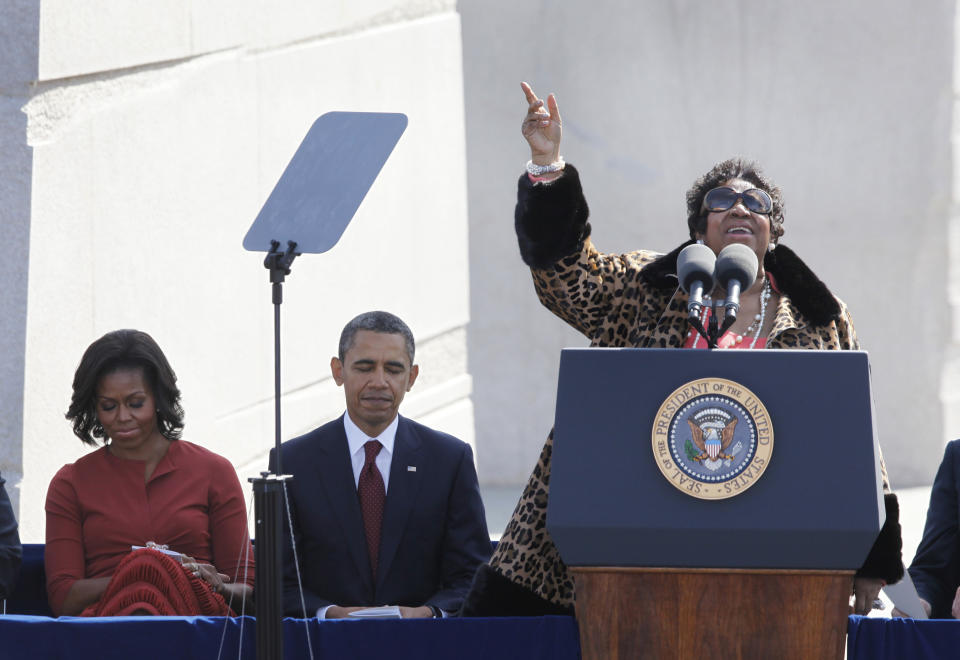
[81,549,236,617]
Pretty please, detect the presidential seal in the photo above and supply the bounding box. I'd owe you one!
[651,378,773,500]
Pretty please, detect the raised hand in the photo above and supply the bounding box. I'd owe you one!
[521,81,562,165]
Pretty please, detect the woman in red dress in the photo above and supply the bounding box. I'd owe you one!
[45,329,254,616]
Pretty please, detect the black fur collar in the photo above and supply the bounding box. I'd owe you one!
[639,241,842,325]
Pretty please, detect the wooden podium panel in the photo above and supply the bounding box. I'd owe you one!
[572,567,852,660]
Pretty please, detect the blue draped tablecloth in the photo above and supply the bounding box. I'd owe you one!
[9,609,960,659]
[847,615,960,659]
[0,614,581,660]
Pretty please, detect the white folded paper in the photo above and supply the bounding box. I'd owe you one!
[884,572,929,619]
[347,606,403,619]
[131,545,184,563]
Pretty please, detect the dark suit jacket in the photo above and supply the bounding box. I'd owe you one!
[269,414,490,617]
[0,474,21,599]
[909,439,960,618]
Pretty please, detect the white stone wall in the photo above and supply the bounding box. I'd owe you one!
[0,0,38,534]
[6,0,959,542]
[944,2,960,461]
[460,0,955,494]
[2,0,472,541]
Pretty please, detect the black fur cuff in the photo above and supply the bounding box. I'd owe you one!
[458,564,574,617]
[856,493,905,584]
[515,164,591,269]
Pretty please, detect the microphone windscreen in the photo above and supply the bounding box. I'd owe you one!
[676,244,716,293]
[714,244,758,288]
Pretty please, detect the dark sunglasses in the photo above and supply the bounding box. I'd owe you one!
[702,186,773,215]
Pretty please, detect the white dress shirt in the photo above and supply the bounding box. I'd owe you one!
[343,412,398,493]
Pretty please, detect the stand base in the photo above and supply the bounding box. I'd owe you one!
[571,567,853,660]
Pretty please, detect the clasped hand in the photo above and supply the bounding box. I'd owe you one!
[181,555,230,594]
[325,605,434,619]
[141,541,231,595]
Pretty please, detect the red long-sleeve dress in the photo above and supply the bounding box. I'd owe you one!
[45,440,254,616]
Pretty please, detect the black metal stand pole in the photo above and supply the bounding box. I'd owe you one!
[251,473,289,660]
[251,240,300,660]
[707,297,722,348]
[686,299,722,349]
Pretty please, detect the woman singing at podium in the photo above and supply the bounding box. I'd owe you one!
[461,82,903,618]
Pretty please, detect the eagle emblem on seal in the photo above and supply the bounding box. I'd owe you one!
[687,416,738,466]
[653,379,773,500]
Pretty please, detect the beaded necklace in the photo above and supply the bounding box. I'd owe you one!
[690,276,771,349]
[738,276,772,349]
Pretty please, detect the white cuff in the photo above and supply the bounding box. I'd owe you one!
[317,604,334,620]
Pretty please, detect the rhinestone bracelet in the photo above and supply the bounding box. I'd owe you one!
[526,157,565,176]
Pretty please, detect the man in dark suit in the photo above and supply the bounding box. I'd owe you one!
[0,473,21,600]
[270,311,490,618]
[904,439,960,618]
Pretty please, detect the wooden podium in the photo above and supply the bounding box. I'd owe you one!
[547,349,885,660]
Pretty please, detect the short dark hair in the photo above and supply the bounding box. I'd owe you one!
[338,311,415,364]
[66,329,185,445]
[685,157,785,243]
